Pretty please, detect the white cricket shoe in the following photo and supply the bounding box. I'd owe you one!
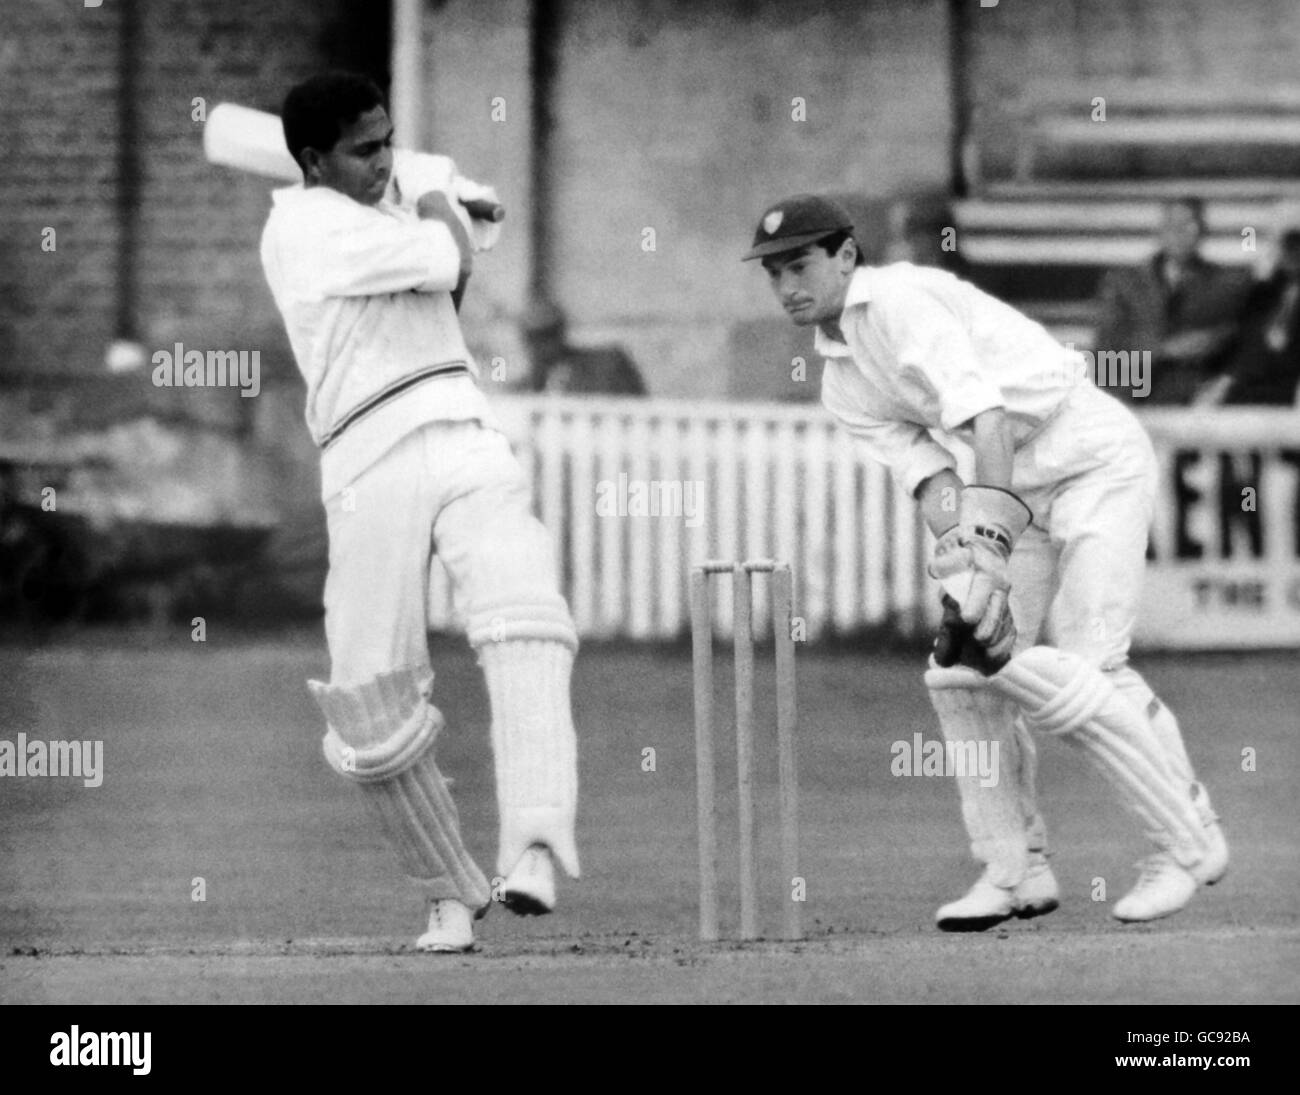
[1013,854,1061,919]
[1113,784,1229,923]
[502,844,556,916]
[936,872,1016,932]
[937,857,1060,931]
[416,899,475,953]
[1112,855,1197,922]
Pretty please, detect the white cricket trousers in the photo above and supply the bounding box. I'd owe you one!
[1009,383,1159,666]
[320,420,564,684]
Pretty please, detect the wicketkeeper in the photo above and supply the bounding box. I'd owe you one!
[261,71,580,952]
[746,194,1228,928]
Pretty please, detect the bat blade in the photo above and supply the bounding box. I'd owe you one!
[204,102,300,182]
[203,102,505,223]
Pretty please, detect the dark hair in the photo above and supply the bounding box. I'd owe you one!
[282,71,386,173]
[817,230,866,265]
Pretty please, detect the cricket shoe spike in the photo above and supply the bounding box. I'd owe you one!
[1112,855,1198,923]
[936,871,1017,932]
[416,899,476,953]
[1013,854,1061,919]
[502,844,556,916]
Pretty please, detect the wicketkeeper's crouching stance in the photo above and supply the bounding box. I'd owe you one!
[262,72,578,951]
[748,195,1227,929]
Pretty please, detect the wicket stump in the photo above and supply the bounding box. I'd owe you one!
[690,559,800,942]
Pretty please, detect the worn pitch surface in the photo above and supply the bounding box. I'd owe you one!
[1,634,1295,1004]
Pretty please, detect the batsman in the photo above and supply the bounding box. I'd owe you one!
[260,72,579,951]
[746,195,1228,929]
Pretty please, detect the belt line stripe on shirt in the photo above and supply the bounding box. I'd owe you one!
[321,361,471,450]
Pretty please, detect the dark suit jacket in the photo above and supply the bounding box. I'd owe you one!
[1215,273,1300,405]
[1094,252,1251,404]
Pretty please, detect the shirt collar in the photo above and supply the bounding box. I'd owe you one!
[813,266,873,357]
[270,184,306,206]
[271,184,394,209]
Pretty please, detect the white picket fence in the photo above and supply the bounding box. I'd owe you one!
[427,393,938,641]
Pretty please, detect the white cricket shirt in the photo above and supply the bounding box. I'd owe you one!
[817,263,1081,497]
[261,185,498,499]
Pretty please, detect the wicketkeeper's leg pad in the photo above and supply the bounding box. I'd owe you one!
[309,668,491,909]
[1109,664,1197,789]
[926,662,1037,887]
[990,646,1207,867]
[472,624,580,880]
[1013,714,1048,856]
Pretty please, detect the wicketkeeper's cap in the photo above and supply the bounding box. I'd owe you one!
[743,194,855,261]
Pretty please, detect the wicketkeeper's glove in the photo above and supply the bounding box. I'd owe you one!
[928,485,1032,666]
[932,593,1013,676]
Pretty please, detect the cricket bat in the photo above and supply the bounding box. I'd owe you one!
[203,102,505,223]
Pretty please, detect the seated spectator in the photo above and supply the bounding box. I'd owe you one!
[523,301,647,396]
[1196,228,1300,407]
[1093,198,1251,403]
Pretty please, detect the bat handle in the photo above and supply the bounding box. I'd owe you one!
[460,198,505,223]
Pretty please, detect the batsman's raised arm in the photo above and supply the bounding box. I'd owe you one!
[415,189,474,304]
[262,190,467,302]
[390,149,504,246]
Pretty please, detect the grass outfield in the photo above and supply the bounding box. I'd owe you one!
[1,631,1296,1004]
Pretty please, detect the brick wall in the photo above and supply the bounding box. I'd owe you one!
[2,0,390,607]
[1,0,385,383]
[0,0,122,376]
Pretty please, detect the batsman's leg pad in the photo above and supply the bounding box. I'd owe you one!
[465,596,578,652]
[309,668,491,909]
[990,647,1207,867]
[475,637,580,879]
[925,662,1031,888]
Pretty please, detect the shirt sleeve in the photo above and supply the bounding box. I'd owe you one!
[822,362,957,498]
[872,284,1004,431]
[390,151,503,254]
[277,196,463,299]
